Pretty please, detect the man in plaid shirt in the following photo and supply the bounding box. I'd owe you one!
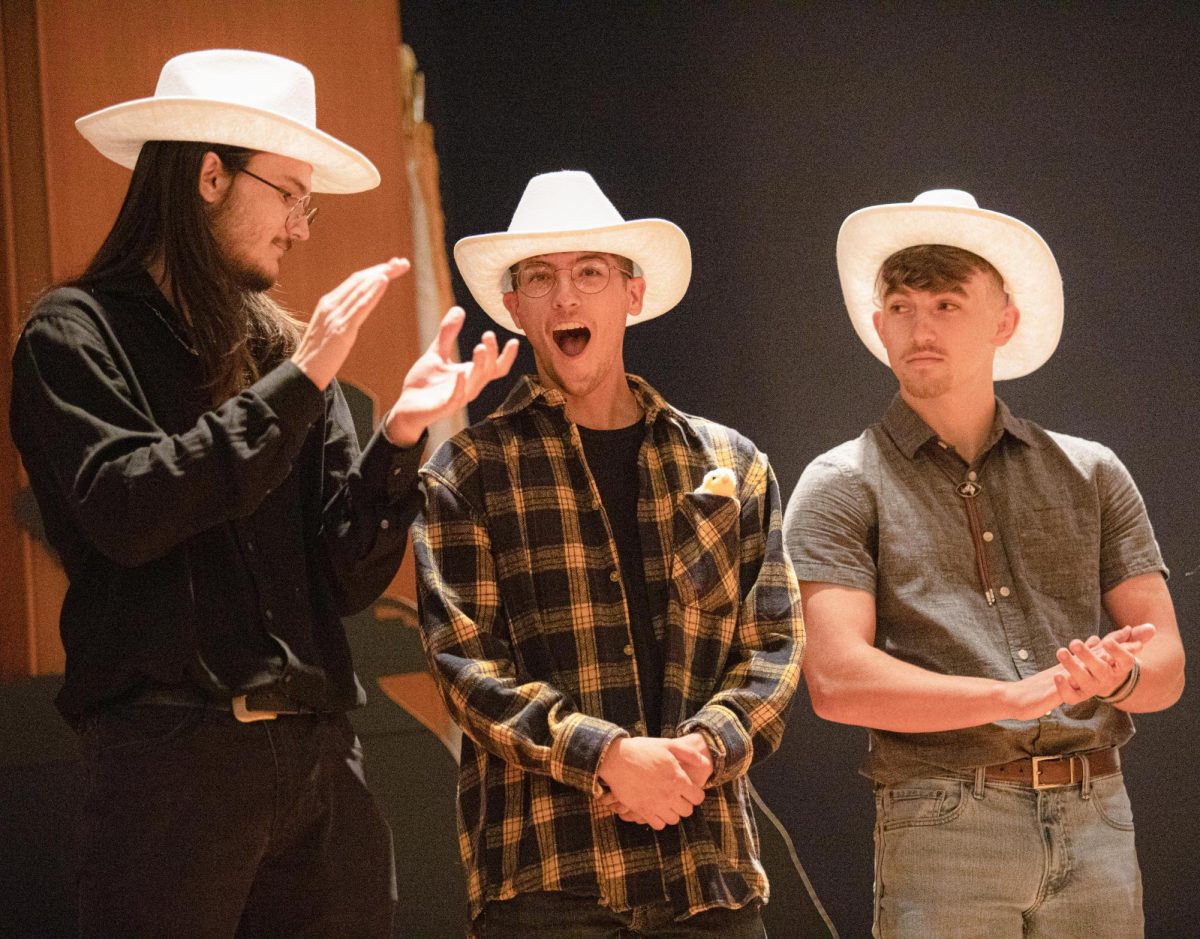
[414,171,804,937]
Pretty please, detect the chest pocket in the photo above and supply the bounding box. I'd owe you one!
[669,492,741,616]
[1015,505,1101,603]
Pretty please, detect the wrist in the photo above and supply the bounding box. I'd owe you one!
[383,410,424,448]
[290,352,330,391]
[1097,659,1141,705]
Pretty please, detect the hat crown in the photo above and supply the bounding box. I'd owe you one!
[912,188,979,209]
[508,171,626,234]
[154,49,316,127]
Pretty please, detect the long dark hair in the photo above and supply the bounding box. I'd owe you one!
[73,140,302,404]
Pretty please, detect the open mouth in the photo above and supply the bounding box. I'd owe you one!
[552,322,591,357]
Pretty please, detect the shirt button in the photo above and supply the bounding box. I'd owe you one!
[982,531,994,542]
[967,471,978,481]
[245,540,256,553]
[264,609,274,621]
[633,722,646,735]
[623,644,634,656]
[999,586,1011,598]
[380,518,390,530]
[392,467,403,476]
[609,570,621,583]
[1018,649,1030,661]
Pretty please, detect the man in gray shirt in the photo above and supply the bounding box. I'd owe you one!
[784,189,1184,938]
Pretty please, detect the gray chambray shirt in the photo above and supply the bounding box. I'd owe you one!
[784,394,1167,784]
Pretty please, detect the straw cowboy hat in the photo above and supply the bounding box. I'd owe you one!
[837,189,1063,379]
[454,171,691,333]
[75,49,379,194]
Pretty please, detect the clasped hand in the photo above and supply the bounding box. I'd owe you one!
[1008,623,1154,720]
[596,733,713,830]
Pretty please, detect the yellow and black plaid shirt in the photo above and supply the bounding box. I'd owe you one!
[414,374,803,922]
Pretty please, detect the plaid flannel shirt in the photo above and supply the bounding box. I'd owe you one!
[414,374,803,922]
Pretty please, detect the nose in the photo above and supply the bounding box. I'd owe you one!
[550,269,580,308]
[287,212,312,242]
[911,307,937,343]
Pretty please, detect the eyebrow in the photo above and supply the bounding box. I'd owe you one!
[521,253,608,267]
[886,284,968,300]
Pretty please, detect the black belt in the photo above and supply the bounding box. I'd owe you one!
[129,685,320,722]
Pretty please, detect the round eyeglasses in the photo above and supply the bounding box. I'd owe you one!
[513,257,631,298]
[238,167,319,229]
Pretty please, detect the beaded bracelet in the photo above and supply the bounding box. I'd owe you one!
[1097,658,1141,705]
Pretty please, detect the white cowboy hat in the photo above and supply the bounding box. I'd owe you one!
[454,171,691,333]
[836,189,1063,379]
[75,49,379,194]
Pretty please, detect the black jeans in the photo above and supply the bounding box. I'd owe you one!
[479,891,767,938]
[77,703,395,938]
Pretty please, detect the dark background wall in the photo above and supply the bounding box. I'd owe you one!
[403,3,1199,936]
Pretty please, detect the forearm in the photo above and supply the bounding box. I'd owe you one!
[1115,637,1185,713]
[321,427,425,613]
[430,650,627,793]
[807,646,1045,733]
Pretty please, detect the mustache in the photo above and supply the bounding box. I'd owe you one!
[904,344,947,358]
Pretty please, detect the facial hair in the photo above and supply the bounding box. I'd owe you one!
[209,189,280,294]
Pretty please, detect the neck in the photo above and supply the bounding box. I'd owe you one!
[546,370,641,430]
[144,255,192,324]
[900,385,997,464]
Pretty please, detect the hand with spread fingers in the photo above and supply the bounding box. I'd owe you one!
[384,306,519,446]
[1054,623,1155,704]
[291,257,412,391]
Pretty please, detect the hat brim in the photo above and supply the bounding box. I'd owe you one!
[75,97,380,194]
[836,203,1063,380]
[453,219,691,333]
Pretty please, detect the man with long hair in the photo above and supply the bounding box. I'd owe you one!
[784,190,1184,937]
[9,49,516,936]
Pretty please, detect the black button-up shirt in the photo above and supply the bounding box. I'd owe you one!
[10,271,422,721]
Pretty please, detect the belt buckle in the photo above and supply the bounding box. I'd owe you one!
[232,694,279,723]
[1031,755,1074,790]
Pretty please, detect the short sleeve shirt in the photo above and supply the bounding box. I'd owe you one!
[783,394,1167,783]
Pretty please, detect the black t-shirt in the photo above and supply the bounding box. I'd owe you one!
[578,421,663,735]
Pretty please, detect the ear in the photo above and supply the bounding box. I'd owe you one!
[871,309,883,341]
[198,150,232,206]
[626,275,646,318]
[502,290,522,331]
[994,303,1020,348]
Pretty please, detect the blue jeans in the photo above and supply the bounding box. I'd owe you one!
[873,769,1142,938]
[478,890,767,938]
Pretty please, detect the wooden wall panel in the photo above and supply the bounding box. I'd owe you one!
[3,0,421,675]
[1,1,52,677]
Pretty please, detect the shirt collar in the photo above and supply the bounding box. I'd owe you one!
[491,372,685,428]
[882,393,1040,460]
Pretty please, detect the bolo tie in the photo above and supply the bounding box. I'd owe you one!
[931,442,997,607]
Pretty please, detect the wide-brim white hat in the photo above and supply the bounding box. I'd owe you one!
[837,189,1063,380]
[454,171,691,333]
[75,49,379,194]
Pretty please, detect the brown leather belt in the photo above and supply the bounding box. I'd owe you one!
[985,748,1120,789]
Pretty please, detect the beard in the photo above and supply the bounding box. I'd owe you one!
[226,255,275,294]
[899,371,953,399]
[209,194,281,294]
